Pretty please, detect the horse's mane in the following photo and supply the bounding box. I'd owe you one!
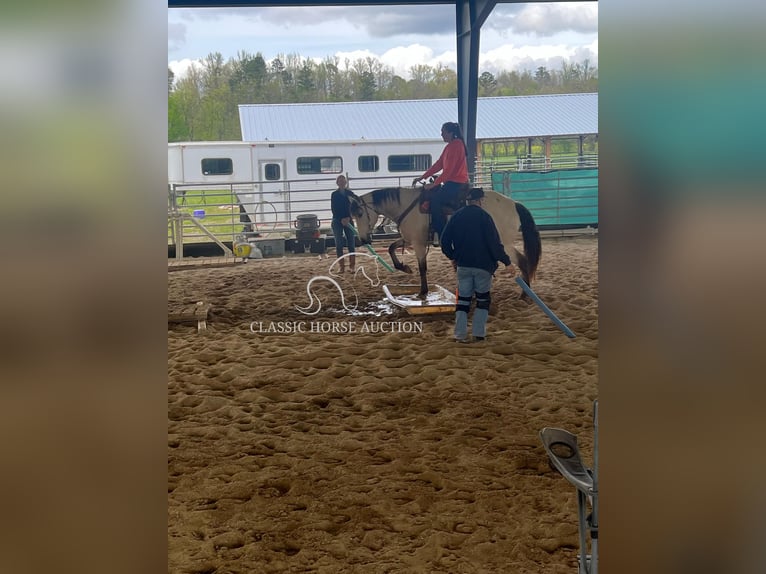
[370,187,402,206]
[346,189,361,202]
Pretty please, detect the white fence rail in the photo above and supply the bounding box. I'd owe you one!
[168,153,599,252]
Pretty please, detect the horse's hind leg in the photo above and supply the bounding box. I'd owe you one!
[511,247,531,300]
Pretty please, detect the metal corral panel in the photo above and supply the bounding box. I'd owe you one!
[239,93,597,142]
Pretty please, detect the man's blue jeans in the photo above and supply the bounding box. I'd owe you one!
[455,266,493,339]
[331,219,356,258]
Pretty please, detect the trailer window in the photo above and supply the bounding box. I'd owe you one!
[297,156,343,175]
[388,154,432,172]
[264,163,281,181]
[358,155,379,172]
[201,158,233,176]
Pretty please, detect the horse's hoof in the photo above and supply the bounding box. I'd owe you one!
[402,265,413,274]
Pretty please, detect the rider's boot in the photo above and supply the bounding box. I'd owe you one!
[348,254,356,272]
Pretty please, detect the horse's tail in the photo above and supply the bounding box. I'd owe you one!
[515,202,541,283]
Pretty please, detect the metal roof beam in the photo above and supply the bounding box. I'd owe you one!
[171,1,454,5]
[456,0,496,177]
[169,1,592,8]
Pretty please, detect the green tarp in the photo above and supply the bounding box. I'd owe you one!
[491,168,598,228]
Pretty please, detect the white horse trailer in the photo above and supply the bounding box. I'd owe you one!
[168,139,444,230]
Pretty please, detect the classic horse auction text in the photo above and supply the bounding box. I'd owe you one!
[250,321,423,334]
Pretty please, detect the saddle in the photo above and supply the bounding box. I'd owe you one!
[418,183,471,215]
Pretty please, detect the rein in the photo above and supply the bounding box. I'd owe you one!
[356,188,420,230]
[356,195,376,230]
[394,195,421,227]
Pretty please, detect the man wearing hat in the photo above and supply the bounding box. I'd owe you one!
[440,187,514,343]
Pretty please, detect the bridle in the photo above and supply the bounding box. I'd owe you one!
[352,194,378,237]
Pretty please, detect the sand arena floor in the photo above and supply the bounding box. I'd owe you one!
[168,235,598,573]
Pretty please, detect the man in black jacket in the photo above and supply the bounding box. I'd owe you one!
[330,175,356,272]
[440,187,514,342]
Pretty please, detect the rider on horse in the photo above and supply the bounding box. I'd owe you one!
[413,121,470,246]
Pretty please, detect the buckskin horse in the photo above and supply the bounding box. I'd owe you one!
[349,186,541,297]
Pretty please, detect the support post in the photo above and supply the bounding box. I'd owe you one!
[456,0,496,180]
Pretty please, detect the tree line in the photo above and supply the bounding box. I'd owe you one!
[168,50,598,142]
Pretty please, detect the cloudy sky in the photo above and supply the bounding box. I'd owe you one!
[168,2,598,82]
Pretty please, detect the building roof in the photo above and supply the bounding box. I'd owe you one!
[239,92,597,142]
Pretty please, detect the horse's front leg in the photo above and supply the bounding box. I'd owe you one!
[413,245,428,298]
[417,258,428,297]
[388,239,412,274]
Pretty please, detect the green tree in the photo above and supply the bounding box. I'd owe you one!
[433,64,457,97]
[356,71,376,100]
[362,56,393,98]
[560,61,580,84]
[534,66,551,86]
[202,52,226,93]
[170,65,203,140]
[229,50,269,104]
[478,71,497,96]
[496,69,540,95]
[194,52,238,139]
[348,58,379,100]
[168,52,598,140]
[409,64,435,98]
[168,90,190,141]
[322,56,345,101]
[270,56,286,97]
[380,74,408,99]
[296,60,317,101]
[409,64,434,84]
[246,52,268,87]
[279,52,302,99]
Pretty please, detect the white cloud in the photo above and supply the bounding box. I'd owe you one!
[518,4,597,36]
[347,7,454,38]
[378,45,435,77]
[334,41,597,80]
[168,58,200,81]
[490,3,598,37]
[480,42,598,75]
[169,38,598,85]
[587,37,599,57]
[332,49,381,66]
[167,5,598,82]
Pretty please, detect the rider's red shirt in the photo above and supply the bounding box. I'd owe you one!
[423,138,468,187]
